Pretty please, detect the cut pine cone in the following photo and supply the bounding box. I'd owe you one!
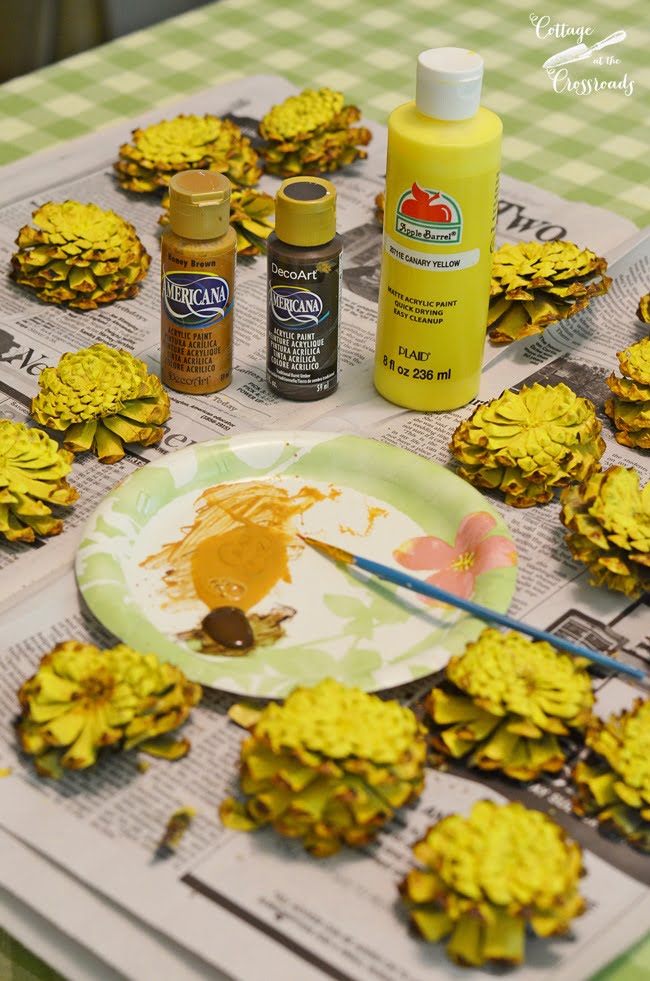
[573,698,650,852]
[450,382,605,507]
[259,88,372,177]
[11,201,150,310]
[160,187,274,256]
[400,800,585,968]
[605,336,650,449]
[488,241,611,344]
[16,640,202,778]
[220,678,426,856]
[31,343,170,464]
[560,465,650,597]
[0,419,78,543]
[114,114,261,193]
[425,628,594,781]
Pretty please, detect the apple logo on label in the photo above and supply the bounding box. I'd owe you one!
[400,183,452,223]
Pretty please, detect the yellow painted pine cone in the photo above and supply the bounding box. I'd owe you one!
[16,640,202,778]
[560,465,650,597]
[114,114,261,192]
[573,698,650,851]
[11,201,150,310]
[637,292,650,323]
[220,678,426,856]
[400,801,585,967]
[426,628,594,780]
[259,88,372,177]
[31,343,170,464]
[450,382,605,507]
[0,419,78,543]
[605,337,650,449]
[488,240,611,344]
[159,187,274,256]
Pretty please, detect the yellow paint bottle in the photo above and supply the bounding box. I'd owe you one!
[374,48,502,411]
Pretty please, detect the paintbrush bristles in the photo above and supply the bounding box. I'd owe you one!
[298,535,354,565]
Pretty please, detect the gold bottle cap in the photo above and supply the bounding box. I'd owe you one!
[168,170,231,240]
[274,177,337,247]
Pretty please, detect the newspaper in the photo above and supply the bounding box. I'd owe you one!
[0,73,648,980]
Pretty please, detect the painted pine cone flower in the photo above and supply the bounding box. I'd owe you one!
[220,678,426,856]
[0,419,78,543]
[425,629,594,780]
[638,292,650,324]
[573,698,650,852]
[400,800,585,967]
[259,88,372,177]
[31,343,170,464]
[10,201,151,310]
[114,114,261,193]
[488,241,611,344]
[16,640,202,778]
[560,465,650,597]
[450,382,605,507]
[160,187,274,256]
[605,337,650,450]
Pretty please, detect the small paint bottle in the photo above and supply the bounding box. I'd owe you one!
[266,177,342,401]
[161,170,236,394]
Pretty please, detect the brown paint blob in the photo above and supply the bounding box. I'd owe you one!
[202,607,255,650]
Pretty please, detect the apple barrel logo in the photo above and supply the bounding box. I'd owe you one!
[163,272,231,329]
[269,285,324,328]
[395,183,463,244]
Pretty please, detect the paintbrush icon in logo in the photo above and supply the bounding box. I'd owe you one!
[543,30,626,70]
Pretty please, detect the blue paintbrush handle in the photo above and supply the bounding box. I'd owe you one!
[353,555,645,682]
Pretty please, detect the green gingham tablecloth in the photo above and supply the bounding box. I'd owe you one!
[0,0,649,978]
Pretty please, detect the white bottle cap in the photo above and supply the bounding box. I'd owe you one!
[416,47,484,120]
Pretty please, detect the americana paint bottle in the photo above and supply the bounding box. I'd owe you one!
[161,170,236,394]
[374,48,502,411]
[266,177,341,401]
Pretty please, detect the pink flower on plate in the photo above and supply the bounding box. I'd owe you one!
[393,511,517,601]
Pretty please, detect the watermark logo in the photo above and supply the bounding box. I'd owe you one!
[395,184,463,244]
[530,15,633,97]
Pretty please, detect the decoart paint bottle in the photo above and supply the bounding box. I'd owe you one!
[267,177,341,401]
[161,170,236,394]
[374,48,502,411]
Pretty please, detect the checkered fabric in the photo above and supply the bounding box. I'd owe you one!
[0,0,649,978]
[1,0,648,222]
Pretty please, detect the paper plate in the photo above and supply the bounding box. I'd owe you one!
[76,432,517,697]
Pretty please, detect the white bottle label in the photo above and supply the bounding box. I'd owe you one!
[384,232,479,271]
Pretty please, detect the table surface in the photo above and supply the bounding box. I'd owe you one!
[1,0,649,978]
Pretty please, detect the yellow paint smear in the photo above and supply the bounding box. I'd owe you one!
[144,480,330,612]
[339,505,388,537]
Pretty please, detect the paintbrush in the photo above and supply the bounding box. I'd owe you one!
[300,535,645,682]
